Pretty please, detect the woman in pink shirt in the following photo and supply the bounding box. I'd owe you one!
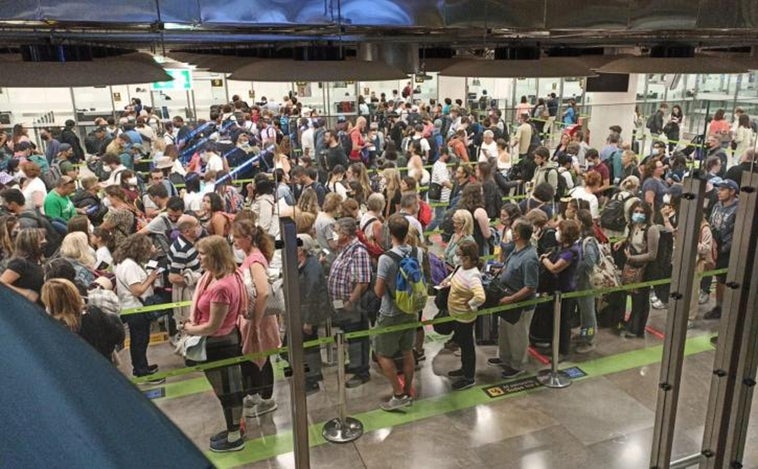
[182,235,248,453]
[707,109,731,147]
[232,219,281,420]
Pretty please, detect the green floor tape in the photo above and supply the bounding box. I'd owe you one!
[206,334,715,468]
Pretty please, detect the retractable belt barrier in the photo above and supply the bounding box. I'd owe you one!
[129,267,727,384]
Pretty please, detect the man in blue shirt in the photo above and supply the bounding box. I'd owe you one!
[488,218,540,379]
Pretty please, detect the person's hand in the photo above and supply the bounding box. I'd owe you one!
[613,240,624,251]
[624,247,631,258]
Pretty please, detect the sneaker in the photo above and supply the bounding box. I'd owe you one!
[413,349,426,362]
[210,435,245,453]
[501,366,525,380]
[575,343,596,354]
[651,299,666,310]
[147,364,159,372]
[380,394,412,412]
[487,357,504,367]
[452,378,476,391]
[210,428,246,444]
[447,368,465,378]
[245,398,277,418]
[243,394,262,409]
[345,375,370,388]
[704,306,722,320]
[305,381,320,396]
[699,291,710,305]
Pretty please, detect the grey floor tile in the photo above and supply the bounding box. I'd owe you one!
[476,425,594,469]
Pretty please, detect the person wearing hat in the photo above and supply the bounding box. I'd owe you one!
[704,178,739,320]
[54,143,78,179]
[294,233,329,393]
[43,176,79,222]
[59,119,85,164]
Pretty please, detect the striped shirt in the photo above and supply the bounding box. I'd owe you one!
[447,266,486,323]
[169,235,201,275]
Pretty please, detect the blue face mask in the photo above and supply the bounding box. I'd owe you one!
[632,213,646,224]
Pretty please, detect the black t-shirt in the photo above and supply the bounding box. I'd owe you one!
[325,145,348,172]
[7,258,44,294]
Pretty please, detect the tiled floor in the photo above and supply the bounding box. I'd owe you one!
[118,299,758,469]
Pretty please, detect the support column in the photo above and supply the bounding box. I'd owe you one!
[700,171,758,468]
[649,174,705,468]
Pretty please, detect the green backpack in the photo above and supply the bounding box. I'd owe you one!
[386,247,428,314]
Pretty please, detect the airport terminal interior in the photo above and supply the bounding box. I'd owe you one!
[1,2,758,468]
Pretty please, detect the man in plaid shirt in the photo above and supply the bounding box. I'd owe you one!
[328,217,373,388]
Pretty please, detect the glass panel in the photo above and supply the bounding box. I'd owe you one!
[295,82,326,116]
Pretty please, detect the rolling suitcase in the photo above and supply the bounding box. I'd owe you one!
[475,314,498,345]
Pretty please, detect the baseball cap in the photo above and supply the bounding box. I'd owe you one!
[296,233,319,256]
[715,179,739,193]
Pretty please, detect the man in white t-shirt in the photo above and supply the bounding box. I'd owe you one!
[428,149,452,231]
[203,144,225,173]
[100,153,129,188]
[411,124,430,161]
[478,130,498,162]
[398,193,424,243]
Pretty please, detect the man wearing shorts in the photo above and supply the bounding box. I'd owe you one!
[374,215,423,412]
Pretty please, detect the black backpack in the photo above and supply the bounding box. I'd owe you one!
[527,123,542,154]
[549,168,569,202]
[600,193,635,232]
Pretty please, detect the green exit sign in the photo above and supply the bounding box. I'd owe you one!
[153,69,193,91]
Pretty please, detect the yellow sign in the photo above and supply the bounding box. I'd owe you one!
[210,78,223,87]
[113,92,121,102]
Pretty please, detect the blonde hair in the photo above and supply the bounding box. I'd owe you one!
[196,235,237,277]
[41,278,84,331]
[453,209,474,236]
[60,232,95,267]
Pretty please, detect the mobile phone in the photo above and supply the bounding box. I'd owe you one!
[155,267,166,274]
[146,260,158,270]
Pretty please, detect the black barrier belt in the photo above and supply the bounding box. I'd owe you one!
[129,267,727,384]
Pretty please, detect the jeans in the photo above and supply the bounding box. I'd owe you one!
[303,327,322,383]
[453,321,476,380]
[334,308,370,378]
[576,277,597,345]
[122,313,151,376]
[426,203,447,232]
[558,298,576,355]
[626,289,650,336]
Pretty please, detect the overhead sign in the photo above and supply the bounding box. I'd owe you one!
[152,69,192,91]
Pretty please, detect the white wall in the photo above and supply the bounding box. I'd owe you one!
[437,76,466,103]
[585,74,639,147]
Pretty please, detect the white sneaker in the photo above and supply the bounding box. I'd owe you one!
[245,398,278,418]
[380,394,412,412]
[699,292,710,305]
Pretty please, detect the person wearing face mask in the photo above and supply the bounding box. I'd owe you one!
[489,217,539,378]
[613,201,660,338]
[641,158,669,214]
[649,192,678,311]
[167,215,204,334]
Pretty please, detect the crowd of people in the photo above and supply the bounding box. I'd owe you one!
[0,93,754,453]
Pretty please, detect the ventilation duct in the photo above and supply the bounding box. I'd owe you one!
[379,43,418,75]
[228,59,407,82]
[0,52,172,87]
[440,46,594,78]
[598,45,748,74]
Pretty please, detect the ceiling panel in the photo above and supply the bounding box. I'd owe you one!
[630,0,697,29]
[441,0,546,29]
[697,0,758,28]
[546,0,630,29]
[38,0,158,23]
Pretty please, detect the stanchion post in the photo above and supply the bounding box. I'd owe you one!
[280,217,310,468]
[324,317,335,366]
[536,292,571,389]
[322,331,364,443]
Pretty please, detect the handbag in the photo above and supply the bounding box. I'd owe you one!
[180,335,207,362]
[428,182,443,201]
[621,262,646,286]
[243,263,286,318]
[432,308,455,335]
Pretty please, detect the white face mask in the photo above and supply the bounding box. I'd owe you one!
[662,194,672,205]
[127,177,138,186]
[332,231,340,242]
[555,230,562,243]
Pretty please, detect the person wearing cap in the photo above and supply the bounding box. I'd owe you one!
[705,134,728,178]
[59,120,84,164]
[294,233,329,393]
[39,128,61,165]
[704,178,739,320]
[54,143,78,178]
[43,176,79,222]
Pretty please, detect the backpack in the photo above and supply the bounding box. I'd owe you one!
[385,247,428,314]
[582,237,620,290]
[527,123,542,154]
[646,112,658,133]
[358,217,385,259]
[428,132,442,163]
[338,130,352,157]
[417,200,432,228]
[440,207,457,243]
[604,149,621,183]
[42,160,63,191]
[549,168,569,202]
[600,193,635,232]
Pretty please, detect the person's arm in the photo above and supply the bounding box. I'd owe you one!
[184,302,229,336]
[0,269,38,302]
[644,189,656,208]
[250,263,269,323]
[475,208,490,238]
[168,272,185,286]
[128,270,160,298]
[32,190,45,210]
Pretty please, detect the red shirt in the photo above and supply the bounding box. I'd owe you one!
[195,272,244,337]
[349,127,365,161]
